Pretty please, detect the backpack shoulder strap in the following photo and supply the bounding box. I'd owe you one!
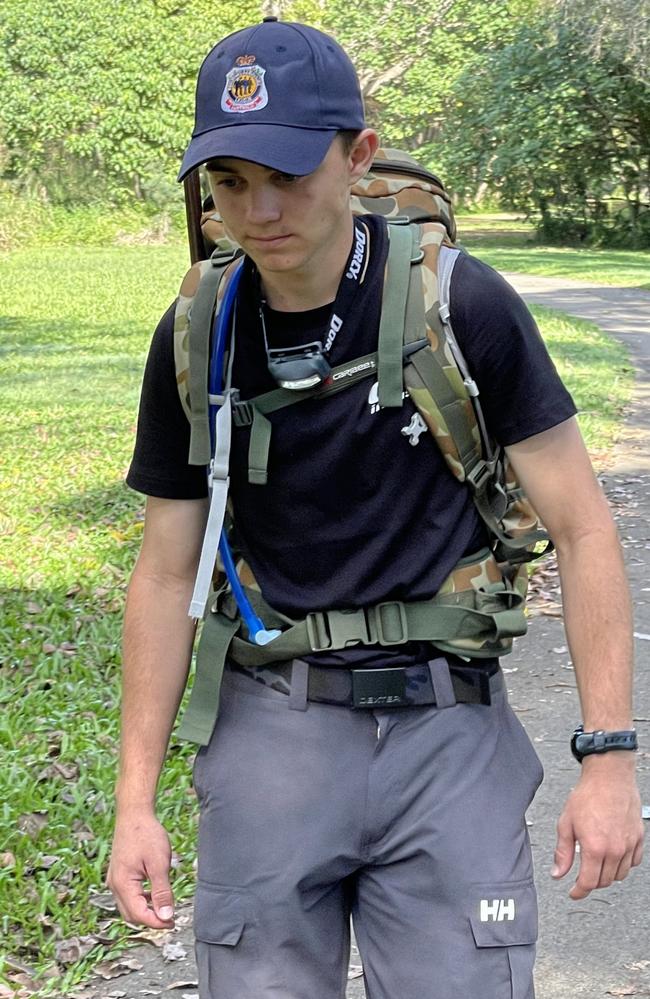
[173,249,241,466]
[403,225,485,483]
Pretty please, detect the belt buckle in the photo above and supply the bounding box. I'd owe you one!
[351,668,408,709]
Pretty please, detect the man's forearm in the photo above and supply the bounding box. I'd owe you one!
[116,562,197,813]
[556,518,634,731]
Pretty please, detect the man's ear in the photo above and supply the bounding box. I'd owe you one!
[347,129,380,184]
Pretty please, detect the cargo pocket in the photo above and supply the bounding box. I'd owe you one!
[193,883,259,996]
[468,879,538,999]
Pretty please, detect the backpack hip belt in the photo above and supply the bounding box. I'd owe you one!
[177,552,526,745]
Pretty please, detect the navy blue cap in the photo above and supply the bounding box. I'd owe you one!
[178,19,366,180]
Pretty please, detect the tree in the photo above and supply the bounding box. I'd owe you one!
[441,17,650,245]
[0,0,254,205]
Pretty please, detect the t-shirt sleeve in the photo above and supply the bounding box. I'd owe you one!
[126,302,208,499]
[449,253,577,446]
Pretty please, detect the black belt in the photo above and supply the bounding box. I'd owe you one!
[228,657,501,708]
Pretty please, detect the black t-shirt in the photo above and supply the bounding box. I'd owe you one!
[128,215,576,666]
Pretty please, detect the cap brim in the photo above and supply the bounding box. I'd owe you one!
[177,124,337,181]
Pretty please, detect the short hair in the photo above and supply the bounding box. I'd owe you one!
[338,129,363,155]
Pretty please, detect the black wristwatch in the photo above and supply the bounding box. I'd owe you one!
[571,725,638,763]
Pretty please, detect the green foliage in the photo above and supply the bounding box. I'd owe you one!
[0,0,258,206]
[0,186,187,251]
[442,16,650,246]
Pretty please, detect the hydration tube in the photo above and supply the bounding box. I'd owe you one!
[208,262,281,647]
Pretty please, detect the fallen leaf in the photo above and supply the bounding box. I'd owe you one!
[165,982,198,991]
[348,965,364,980]
[55,935,98,964]
[1,852,16,868]
[162,941,188,962]
[93,959,143,981]
[634,633,650,641]
[17,812,48,838]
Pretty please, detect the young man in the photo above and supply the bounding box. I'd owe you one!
[107,18,643,999]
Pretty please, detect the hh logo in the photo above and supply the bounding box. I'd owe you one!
[479,898,516,922]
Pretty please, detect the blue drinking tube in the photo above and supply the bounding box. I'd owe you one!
[208,262,281,646]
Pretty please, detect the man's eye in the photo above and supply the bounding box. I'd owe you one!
[276,173,298,184]
[217,178,241,189]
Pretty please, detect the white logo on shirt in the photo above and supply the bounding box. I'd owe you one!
[367,380,408,416]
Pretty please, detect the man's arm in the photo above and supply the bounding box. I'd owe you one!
[506,417,644,899]
[107,495,208,928]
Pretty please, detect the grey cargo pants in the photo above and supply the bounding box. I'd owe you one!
[192,662,544,999]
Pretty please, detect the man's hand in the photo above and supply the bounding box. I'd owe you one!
[107,809,176,928]
[552,754,644,899]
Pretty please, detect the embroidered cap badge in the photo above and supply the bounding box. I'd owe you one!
[221,54,269,114]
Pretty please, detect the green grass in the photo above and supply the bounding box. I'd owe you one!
[456,214,650,289]
[0,244,634,995]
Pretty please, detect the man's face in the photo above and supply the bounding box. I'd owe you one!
[205,137,359,279]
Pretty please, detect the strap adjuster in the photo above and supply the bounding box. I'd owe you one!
[232,401,255,427]
[373,601,408,645]
[466,460,492,492]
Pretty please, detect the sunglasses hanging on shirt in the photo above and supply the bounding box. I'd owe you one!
[259,218,370,391]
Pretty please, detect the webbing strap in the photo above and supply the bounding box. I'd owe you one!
[175,583,528,743]
[227,589,526,667]
[188,396,232,619]
[240,351,380,484]
[246,350,380,417]
[176,612,241,745]
[378,224,412,407]
[248,407,272,485]
[188,264,224,466]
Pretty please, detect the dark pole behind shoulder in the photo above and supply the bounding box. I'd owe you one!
[184,171,206,264]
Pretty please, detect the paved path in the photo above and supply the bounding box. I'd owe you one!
[80,275,650,999]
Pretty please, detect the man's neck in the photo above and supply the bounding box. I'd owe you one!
[258,215,354,312]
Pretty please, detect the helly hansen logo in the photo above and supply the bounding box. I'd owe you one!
[479,898,516,922]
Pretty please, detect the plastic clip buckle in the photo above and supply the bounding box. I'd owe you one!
[306,608,375,652]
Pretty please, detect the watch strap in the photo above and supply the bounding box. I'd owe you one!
[571,725,638,763]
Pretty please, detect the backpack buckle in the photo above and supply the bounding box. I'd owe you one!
[306,608,376,652]
[210,246,240,267]
[373,601,408,646]
[232,400,255,427]
[466,460,492,493]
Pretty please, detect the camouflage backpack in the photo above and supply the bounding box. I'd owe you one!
[173,149,551,745]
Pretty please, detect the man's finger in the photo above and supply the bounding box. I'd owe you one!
[552,819,577,878]
[569,850,604,900]
[146,861,175,923]
[614,851,634,883]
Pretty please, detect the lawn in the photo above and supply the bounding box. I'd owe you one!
[0,244,634,995]
[456,214,650,289]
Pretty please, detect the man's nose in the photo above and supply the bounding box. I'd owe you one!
[246,184,282,225]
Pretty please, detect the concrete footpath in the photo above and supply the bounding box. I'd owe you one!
[81,275,650,999]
